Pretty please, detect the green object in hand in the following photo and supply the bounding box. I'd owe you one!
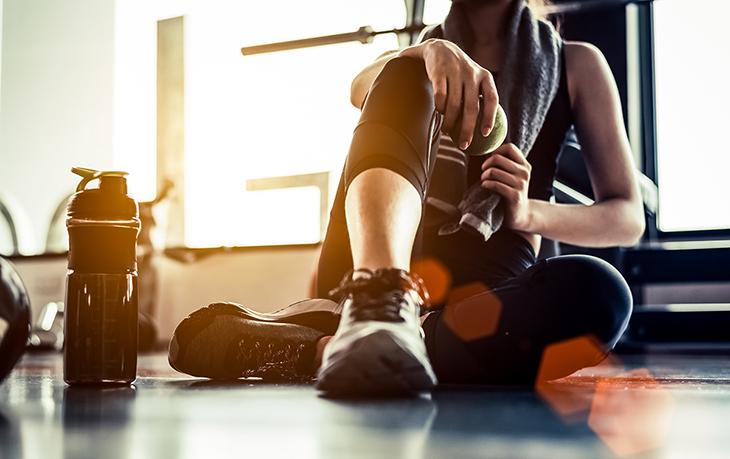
[451,102,508,156]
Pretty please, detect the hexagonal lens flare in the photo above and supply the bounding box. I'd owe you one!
[588,369,676,457]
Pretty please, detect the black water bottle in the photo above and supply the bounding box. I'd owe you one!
[64,167,141,385]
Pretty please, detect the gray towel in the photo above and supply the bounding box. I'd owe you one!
[422,0,562,240]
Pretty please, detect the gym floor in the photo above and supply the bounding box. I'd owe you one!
[1,349,729,459]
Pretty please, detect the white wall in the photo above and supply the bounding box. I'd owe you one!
[0,0,115,254]
[0,0,322,347]
[156,245,320,343]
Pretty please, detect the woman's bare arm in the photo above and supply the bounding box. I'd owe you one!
[526,41,645,247]
[480,41,645,248]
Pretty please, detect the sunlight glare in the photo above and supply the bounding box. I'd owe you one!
[113,0,403,246]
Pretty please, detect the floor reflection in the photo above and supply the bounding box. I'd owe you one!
[317,394,437,458]
[62,386,137,459]
[588,369,676,457]
[0,352,729,458]
[0,407,23,459]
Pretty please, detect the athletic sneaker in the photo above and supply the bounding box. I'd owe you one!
[168,299,340,381]
[316,268,438,395]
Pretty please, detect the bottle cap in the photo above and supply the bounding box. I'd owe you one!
[66,168,140,272]
[67,167,139,220]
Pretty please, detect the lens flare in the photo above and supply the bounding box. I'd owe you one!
[534,337,674,454]
[446,281,490,306]
[588,368,676,457]
[536,335,610,383]
[442,285,502,341]
[411,257,452,306]
[535,335,623,424]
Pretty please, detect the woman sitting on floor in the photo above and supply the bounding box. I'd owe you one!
[168,0,644,394]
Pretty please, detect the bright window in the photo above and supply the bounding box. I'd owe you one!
[423,0,450,25]
[114,0,404,247]
[653,0,730,232]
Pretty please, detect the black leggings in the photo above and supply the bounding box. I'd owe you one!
[318,56,633,385]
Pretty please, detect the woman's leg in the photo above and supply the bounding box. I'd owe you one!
[346,169,421,272]
[422,254,633,385]
[315,56,443,394]
[171,57,442,387]
[318,55,442,296]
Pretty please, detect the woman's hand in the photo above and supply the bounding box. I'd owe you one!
[398,39,499,150]
[480,143,533,232]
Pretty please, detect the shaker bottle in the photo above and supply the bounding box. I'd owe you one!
[64,167,140,385]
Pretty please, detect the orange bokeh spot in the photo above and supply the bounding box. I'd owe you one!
[588,368,676,457]
[446,282,490,306]
[535,335,622,424]
[442,287,502,341]
[411,257,452,305]
[536,335,610,384]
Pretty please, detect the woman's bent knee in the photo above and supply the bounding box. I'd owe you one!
[545,255,632,349]
[345,56,440,199]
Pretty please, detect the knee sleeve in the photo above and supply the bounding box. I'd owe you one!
[345,56,441,200]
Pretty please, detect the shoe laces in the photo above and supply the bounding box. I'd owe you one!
[328,268,431,322]
[235,336,314,382]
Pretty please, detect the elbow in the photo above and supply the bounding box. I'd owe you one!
[619,208,645,247]
[605,195,645,247]
[599,197,645,247]
[622,219,645,247]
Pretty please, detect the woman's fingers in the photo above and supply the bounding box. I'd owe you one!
[480,179,518,202]
[479,77,499,137]
[432,76,449,117]
[483,143,526,164]
[480,143,531,215]
[480,144,533,232]
[419,39,499,149]
[457,83,480,149]
[481,166,523,190]
[455,68,497,149]
[481,144,531,178]
[481,156,529,181]
[442,82,463,135]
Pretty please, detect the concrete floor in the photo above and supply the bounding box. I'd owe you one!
[1,350,730,459]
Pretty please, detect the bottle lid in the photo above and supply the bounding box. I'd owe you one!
[67,167,139,220]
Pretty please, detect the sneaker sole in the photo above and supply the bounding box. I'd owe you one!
[169,304,323,379]
[316,329,437,395]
